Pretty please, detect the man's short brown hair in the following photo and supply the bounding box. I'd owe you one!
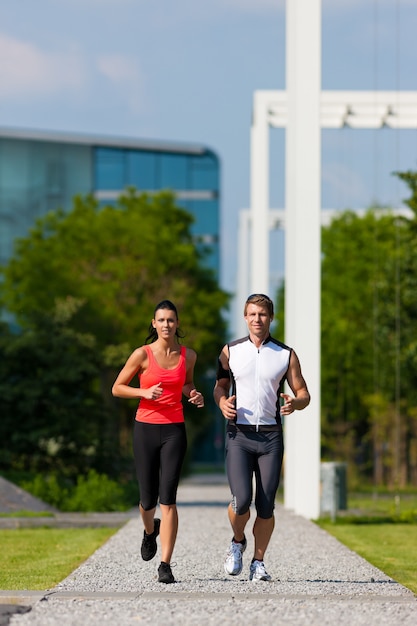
[244,293,274,317]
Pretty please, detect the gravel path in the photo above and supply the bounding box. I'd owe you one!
[4,480,417,626]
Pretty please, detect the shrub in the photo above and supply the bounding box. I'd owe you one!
[20,470,132,512]
[64,470,128,512]
[21,473,68,509]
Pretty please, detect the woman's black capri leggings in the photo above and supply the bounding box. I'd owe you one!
[133,421,187,511]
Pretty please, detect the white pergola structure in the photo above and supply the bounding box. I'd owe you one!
[241,0,417,519]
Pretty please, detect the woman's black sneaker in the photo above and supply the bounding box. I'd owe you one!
[141,518,160,561]
[158,561,175,584]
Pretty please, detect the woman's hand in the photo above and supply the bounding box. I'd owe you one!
[144,383,163,400]
[188,389,204,408]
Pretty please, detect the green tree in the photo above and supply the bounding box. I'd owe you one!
[0,190,229,476]
[1,190,227,367]
[321,200,417,487]
[265,172,417,488]
[0,299,107,475]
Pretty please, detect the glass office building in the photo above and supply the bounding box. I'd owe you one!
[0,128,220,273]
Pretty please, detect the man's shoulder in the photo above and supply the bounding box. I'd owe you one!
[267,336,292,352]
[228,336,250,348]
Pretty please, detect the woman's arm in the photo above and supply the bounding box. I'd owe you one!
[183,348,204,407]
[112,347,163,401]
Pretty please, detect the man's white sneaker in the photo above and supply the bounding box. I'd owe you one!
[224,537,247,576]
[249,560,272,581]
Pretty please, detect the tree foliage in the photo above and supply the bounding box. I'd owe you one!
[274,170,417,487]
[321,171,417,487]
[0,190,229,478]
[1,190,228,372]
[0,301,107,475]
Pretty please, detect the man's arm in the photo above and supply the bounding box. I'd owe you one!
[280,350,310,415]
[213,346,236,421]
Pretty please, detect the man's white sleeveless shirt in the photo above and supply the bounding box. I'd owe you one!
[228,335,292,429]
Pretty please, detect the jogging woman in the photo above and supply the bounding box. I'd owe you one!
[112,300,204,583]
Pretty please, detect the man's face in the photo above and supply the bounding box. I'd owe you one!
[244,303,272,338]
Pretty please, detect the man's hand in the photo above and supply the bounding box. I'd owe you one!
[219,394,237,420]
[280,393,295,415]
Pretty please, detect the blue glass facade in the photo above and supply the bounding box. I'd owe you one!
[94,145,219,271]
[0,135,92,265]
[0,130,220,275]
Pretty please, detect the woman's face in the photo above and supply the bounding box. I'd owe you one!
[152,308,179,339]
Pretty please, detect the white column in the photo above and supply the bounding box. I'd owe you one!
[237,210,251,337]
[250,92,270,295]
[284,0,321,518]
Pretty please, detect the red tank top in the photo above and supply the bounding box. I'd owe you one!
[135,345,187,424]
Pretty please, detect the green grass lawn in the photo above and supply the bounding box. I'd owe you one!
[0,527,118,589]
[346,492,417,519]
[318,522,417,595]
[317,491,417,595]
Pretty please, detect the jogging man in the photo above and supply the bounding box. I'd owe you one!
[214,293,310,581]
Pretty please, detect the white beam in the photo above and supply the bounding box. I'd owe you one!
[271,207,414,228]
[264,90,417,129]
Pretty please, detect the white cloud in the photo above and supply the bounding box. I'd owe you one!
[0,33,85,98]
[0,34,145,114]
[97,54,144,114]
[97,54,140,84]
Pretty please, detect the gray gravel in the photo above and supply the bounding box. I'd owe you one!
[4,480,417,626]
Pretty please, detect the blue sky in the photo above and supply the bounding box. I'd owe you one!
[1,0,417,302]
